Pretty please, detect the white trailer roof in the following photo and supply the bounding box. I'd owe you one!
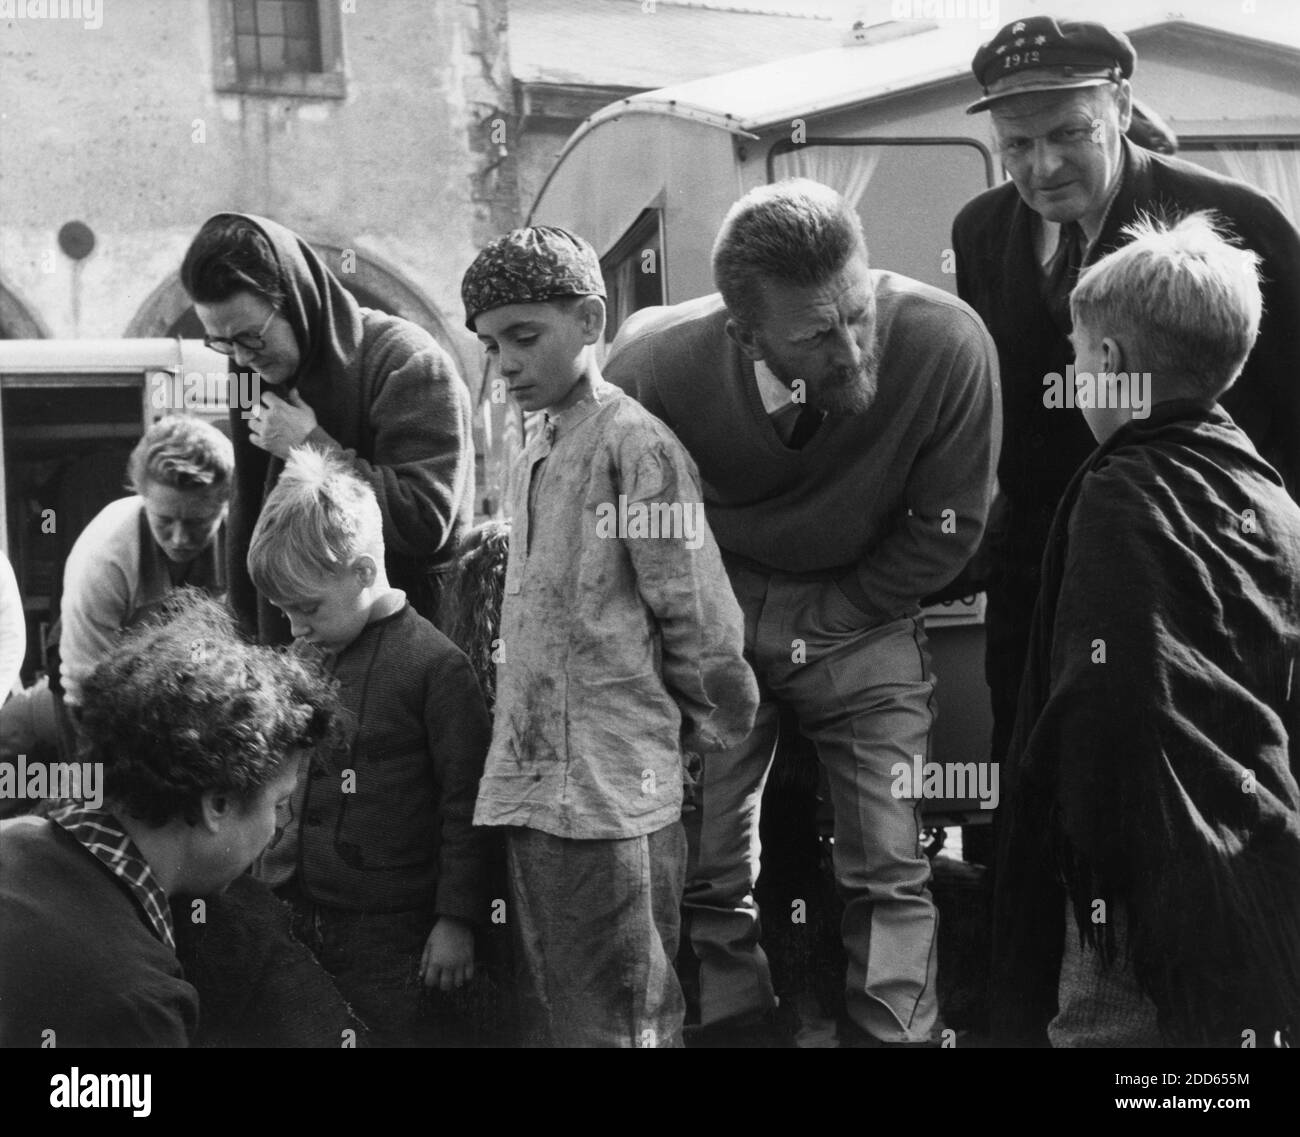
[565,12,1300,141]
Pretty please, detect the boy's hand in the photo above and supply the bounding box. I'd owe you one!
[419,916,475,991]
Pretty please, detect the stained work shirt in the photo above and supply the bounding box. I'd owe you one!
[474,381,758,840]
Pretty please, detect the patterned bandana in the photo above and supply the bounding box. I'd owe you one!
[51,802,176,950]
[461,225,606,331]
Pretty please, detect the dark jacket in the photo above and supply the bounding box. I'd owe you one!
[0,817,198,1047]
[284,604,492,917]
[954,138,1300,545]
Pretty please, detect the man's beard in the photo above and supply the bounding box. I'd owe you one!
[819,337,880,416]
[765,334,881,417]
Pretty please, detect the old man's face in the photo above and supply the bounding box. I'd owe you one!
[990,84,1132,225]
[744,250,880,417]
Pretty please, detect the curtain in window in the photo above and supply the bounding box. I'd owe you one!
[771,145,883,212]
[1214,144,1300,227]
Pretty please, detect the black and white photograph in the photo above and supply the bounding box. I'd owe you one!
[0,0,1296,1114]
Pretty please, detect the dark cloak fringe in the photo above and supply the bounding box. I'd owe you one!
[1060,810,1300,1046]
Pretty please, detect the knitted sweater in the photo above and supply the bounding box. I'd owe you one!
[0,815,198,1047]
[268,603,491,918]
[606,274,1001,624]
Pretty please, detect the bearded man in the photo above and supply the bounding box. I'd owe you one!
[606,178,1001,1046]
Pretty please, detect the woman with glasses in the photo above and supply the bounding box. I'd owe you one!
[180,213,474,643]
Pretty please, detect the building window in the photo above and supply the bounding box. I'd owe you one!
[235,0,322,76]
[600,210,665,342]
[212,0,345,99]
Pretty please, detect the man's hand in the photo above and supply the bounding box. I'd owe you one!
[419,916,475,991]
[249,388,318,459]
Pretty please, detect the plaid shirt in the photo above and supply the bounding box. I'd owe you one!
[49,803,175,950]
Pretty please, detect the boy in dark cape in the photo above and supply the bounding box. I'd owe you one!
[993,212,1300,1047]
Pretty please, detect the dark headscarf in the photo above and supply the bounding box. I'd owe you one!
[205,214,365,641]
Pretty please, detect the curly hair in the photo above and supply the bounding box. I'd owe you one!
[78,590,339,828]
[181,214,286,308]
[126,414,234,495]
[438,520,510,712]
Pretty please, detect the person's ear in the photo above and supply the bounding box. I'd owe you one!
[200,791,232,834]
[1113,80,1133,134]
[725,319,764,362]
[1100,335,1125,374]
[353,555,378,589]
[577,295,605,345]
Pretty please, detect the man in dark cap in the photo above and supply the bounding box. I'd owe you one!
[951,15,1300,884]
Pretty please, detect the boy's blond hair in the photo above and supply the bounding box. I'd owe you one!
[248,446,384,603]
[1070,211,1263,400]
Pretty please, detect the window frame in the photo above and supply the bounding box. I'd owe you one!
[211,0,346,100]
[600,209,667,343]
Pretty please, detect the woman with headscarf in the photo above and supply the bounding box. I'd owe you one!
[180,214,474,642]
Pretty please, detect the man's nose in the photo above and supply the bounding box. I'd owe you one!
[498,352,522,377]
[288,614,310,638]
[231,341,258,368]
[826,326,861,371]
[1031,139,1068,179]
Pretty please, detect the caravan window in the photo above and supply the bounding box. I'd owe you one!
[1177,140,1300,228]
[601,210,666,342]
[769,139,994,296]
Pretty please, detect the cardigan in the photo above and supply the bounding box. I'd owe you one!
[59,496,225,707]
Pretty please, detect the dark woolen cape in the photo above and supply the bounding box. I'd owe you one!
[172,875,364,1047]
[214,214,474,642]
[992,401,1300,1046]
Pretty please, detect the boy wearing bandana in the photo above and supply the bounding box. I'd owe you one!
[461,227,758,1047]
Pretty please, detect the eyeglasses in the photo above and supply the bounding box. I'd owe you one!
[203,309,277,356]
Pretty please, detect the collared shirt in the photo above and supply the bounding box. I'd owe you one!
[50,802,175,949]
[475,379,758,840]
[754,360,825,447]
[753,359,792,414]
[1035,163,1127,268]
